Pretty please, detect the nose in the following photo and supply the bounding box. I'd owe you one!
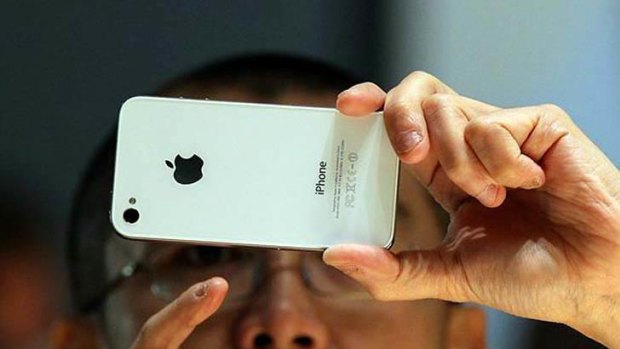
[236,254,329,349]
[238,302,328,349]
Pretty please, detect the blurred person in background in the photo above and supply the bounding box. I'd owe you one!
[53,54,620,349]
[0,200,60,349]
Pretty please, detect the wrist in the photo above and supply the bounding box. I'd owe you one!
[569,297,620,348]
[574,323,620,349]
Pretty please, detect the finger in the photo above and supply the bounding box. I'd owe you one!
[336,82,387,116]
[131,277,229,349]
[405,95,499,186]
[453,95,500,117]
[383,71,457,164]
[507,104,571,162]
[423,94,505,207]
[323,244,472,303]
[466,113,544,189]
[465,105,570,189]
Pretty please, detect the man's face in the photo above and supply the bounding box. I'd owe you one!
[102,86,453,349]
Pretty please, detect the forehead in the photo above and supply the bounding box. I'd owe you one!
[107,84,445,260]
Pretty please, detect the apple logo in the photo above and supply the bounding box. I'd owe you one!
[165,154,204,185]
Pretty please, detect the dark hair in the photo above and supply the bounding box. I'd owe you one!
[67,53,362,313]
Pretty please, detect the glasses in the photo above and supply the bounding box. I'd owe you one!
[85,244,373,313]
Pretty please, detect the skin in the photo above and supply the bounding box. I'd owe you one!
[323,72,620,348]
[92,85,480,349]
[0,243,56,348]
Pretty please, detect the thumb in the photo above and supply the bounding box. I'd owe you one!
[323,244,472,302]
[336,82,386,116]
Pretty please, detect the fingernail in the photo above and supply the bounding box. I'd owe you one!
[193,282,209,299]
[338,87,356,99]
[332,263,363,275]
[395,130,423,154]
[326,257,378,278]
[523,176,544,190]
[478,184,498,206]
[324,254,363,276]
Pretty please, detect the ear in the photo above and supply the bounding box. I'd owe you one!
[49,316,102,349]
[445,306,486,349]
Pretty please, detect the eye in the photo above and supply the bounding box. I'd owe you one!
[395,201,410,218]
[173,246,253,269]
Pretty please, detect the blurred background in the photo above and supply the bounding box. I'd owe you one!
[1,1,617,348]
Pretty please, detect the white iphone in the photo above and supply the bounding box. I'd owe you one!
[111,96,400,250]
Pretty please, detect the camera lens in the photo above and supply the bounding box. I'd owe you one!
[123,208,140,224]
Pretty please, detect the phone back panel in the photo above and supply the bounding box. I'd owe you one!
[111,97,399,249]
